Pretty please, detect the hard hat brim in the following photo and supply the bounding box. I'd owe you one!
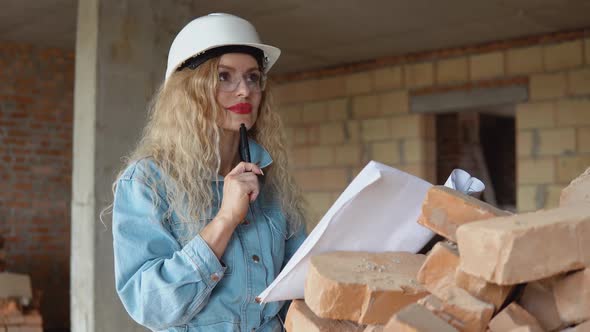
[166,42,281,80]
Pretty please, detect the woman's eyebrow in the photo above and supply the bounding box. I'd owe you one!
[218,64,260,72]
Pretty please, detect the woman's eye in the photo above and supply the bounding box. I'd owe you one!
[246,73,261,83]
[218,72,230,81]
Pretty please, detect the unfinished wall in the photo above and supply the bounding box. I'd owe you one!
[273,71,436,229]
[273,31,590,226]
[515,40,590,211]
[0,42,74,330]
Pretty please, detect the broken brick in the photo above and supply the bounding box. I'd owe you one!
[305,251,428,325]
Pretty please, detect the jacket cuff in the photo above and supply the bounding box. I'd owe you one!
[182,234,226,287]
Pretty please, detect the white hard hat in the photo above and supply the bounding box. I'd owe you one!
[165,13,281,80]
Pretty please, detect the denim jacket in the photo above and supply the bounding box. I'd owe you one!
[112,140,307,332]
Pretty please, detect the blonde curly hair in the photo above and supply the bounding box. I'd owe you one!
[112,57,306,240]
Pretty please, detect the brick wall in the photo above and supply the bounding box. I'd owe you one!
[516,39,590,211]
[273,30,590,227]
[274,75,436,230]
[0,42,74,330]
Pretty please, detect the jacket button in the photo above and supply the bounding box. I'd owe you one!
[252,255,260,263]
[210,274,220,282]
[242,219,250,225]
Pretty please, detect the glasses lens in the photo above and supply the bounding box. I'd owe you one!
[218,71,265,92]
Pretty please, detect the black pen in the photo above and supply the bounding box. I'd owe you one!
[239,123,251,163]
[239,123,256,223]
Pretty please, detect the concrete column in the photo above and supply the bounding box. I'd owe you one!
[71,0,160,331]
[71,0,98,329]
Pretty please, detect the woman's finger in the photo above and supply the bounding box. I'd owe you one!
[235,173,260,200]
[226,162,264,176]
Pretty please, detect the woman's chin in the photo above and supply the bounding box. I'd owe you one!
[221,121,254,132]
[227,117,257,130]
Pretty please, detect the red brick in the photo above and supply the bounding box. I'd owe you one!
[384,303,458,332]
[457,205,590,285]
[418,289,494,332]
[417,241,459,294]
[23,311,43,325]
[554,268,590,325]
[518,281,566,331]
[8,327,43,332]
[0,299,19,316]
[305,252,428,325]
[418,186,509,242]
[454,269,512,312]
[560,167,590,207]
[488,303,543,332]
[285,300,365,332]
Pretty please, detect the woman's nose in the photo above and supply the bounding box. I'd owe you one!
[235,78,251,97]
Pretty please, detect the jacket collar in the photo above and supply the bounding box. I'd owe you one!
[215,138,273,181]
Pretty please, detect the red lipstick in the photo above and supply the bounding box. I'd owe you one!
[228,103,252,114]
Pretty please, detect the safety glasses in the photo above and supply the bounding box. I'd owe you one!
[217,70,266,93]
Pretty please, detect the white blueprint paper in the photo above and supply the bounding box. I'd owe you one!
[258,161,484,303]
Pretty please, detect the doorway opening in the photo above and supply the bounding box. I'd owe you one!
[435,106,516,211]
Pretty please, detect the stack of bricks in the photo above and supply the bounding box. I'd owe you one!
[0,273,42,332]
[285,167,590,331]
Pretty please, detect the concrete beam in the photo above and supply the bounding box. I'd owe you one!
[410,85,528,114]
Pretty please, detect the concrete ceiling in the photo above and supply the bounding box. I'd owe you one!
[1,0,590,74]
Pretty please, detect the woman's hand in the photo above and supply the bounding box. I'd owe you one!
[217,162,264,228]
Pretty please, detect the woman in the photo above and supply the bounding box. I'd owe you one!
[111,13,307,332]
